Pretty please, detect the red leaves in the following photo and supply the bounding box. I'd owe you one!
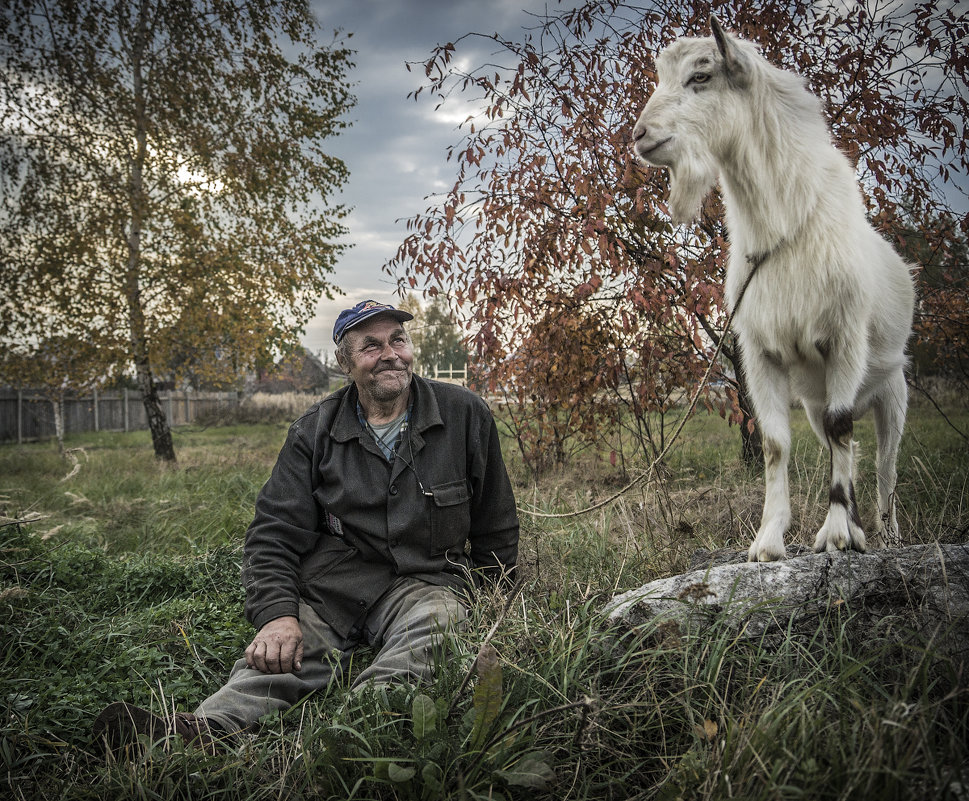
[383,0,968,473]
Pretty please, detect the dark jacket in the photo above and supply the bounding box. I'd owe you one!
[242,375,519,639]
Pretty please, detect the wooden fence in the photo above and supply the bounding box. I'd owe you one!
[0,389,239,445]
[2,365,471,445]
[428,364,468,384]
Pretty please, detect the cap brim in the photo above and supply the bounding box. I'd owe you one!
[338,308,414,341]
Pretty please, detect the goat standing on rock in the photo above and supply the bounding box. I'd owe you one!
[631,17,915,562]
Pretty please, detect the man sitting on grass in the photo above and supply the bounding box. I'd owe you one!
[94,299,519,754]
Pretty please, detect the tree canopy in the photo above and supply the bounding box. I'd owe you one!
[399,294,470,376]
[389,0,968,474]
[0,0,355,460]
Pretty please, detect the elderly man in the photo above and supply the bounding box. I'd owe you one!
[95,299,519,752]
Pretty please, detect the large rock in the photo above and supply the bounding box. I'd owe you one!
[603,544,969,659]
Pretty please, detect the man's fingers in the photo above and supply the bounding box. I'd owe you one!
[264,643,282,674]
[245,617,303,674]
[246,637,292,674]
[278,639,296,674]
[246,640,268,672]
[278,633,304,673]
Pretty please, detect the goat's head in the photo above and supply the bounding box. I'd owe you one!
[631,16,755,222]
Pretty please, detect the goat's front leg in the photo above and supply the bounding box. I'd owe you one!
[814,344,868,554]
[813,409,866,553]
[745,352,792,562]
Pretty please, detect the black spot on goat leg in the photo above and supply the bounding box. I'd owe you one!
[829,483,849,507]
[829,482,863,528]
[848,481,863,529]
[763,438,784,473]
[822,408,853,448]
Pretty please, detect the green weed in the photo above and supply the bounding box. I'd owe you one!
[1,409,967,799]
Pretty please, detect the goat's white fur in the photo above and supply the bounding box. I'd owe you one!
[632,17,915,561]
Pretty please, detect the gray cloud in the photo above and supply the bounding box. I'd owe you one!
[303,1,566,357]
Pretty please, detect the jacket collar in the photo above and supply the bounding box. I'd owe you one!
[330,374,443,444]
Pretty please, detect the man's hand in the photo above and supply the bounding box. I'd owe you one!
[245,616,304,674]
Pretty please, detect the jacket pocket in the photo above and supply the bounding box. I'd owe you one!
[429,480,471,556]
[299,537,357,588]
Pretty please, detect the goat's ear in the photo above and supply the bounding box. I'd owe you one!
[710,15,749,86]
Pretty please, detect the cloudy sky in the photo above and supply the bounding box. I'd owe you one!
[302,0,578,359]
[300,1,967,360]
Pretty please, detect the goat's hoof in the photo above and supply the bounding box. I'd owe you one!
[747,544,786,562]
[748,524,787,562]
[813,517,867,554]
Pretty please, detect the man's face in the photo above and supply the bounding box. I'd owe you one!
[342,314,414,404]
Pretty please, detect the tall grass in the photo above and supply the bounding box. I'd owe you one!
[0,424,286,554]
[1,405,967,800]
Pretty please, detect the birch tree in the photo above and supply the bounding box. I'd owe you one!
[0,0,354,461]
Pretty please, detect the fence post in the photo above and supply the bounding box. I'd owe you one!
[123,388,129,432]
[17,389,23,445]
[93,388,99,432]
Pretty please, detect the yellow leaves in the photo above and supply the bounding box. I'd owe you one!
[1,0,354,423]
[0,580,30,601]
[694,718,718,741]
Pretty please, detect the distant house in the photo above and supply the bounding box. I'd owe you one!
[251,348,343,396]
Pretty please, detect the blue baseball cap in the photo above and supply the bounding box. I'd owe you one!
[333,299,414,344]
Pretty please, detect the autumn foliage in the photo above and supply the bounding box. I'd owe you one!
[0,0,354,461]
[906,213,969,397]
[388,0,968,475]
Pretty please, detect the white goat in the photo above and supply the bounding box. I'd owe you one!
[632,17,915,561]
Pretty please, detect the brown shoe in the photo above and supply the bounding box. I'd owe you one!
[92,702,226,756]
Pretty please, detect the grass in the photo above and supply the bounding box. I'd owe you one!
[1,424,287,555]
[1,402,967,800]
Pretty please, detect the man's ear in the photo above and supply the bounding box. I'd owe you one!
[710,15,749,87]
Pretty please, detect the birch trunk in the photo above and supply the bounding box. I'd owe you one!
[127,0,175,463]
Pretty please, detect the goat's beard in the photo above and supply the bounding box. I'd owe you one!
[667,151,718,224]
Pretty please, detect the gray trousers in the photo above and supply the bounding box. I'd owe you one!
[194,577,467,735]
